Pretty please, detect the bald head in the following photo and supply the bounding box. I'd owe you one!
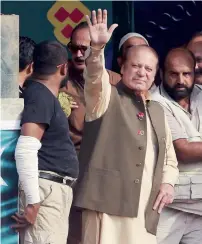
[162,48,195,101]
[164,48,195,71]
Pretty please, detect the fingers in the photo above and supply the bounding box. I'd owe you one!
[12,213,27,221]
[157,195,167,214]
[165,194,174,205]
[70,101,77,105]
[91,10,97,25]
[70,101,78,109]
[153,192,163,211]
[86,15,92,28]
[90,9,110,25]
[11,213,29,231]
[11,215,27,224]
[15,212,25,219]
[153,192,174,213]
[103,9,107,24]
[11,223,29,232]
[97,9,102,24]
[169,195,174,204]
[108,24,118,35]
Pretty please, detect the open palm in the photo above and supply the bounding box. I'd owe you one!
[86,9,118,47]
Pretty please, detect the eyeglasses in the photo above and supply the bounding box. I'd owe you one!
[67,42,88,54]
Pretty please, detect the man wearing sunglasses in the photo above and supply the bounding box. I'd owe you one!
[67,22,90,72]
[61,21,121,244]
[62,21,121,154]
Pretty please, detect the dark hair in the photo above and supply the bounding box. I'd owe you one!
[19,36,36,72]
[70,21,89,42]
[191,31,202,41]
[161,48,196,72]
[186,31,202,47]
[33,41,68,75]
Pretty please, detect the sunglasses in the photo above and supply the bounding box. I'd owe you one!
[67,42,88,54]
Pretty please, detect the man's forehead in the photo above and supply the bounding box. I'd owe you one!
[166,55,194,70]
[127,46,157,59]
[189,36,202,45]
[72,28,90,42]
[188,41,202,54]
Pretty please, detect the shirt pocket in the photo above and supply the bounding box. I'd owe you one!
[174,175,191,201]
[191,175,202,199]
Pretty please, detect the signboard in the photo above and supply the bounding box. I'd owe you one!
[1,121,21,244]
[47,1,91,45]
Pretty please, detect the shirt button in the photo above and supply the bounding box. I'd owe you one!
[140,130,144,135]
[136,162,142,167]
[134,179,140,184]
[138,146,143,150]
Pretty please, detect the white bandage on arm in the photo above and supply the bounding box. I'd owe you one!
[15,135,42,205]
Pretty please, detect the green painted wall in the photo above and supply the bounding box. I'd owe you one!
[1,1,113,43]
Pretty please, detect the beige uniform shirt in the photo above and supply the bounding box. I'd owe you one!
[82,47,178,243]
[152,85,202,215]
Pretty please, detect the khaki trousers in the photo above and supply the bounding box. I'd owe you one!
[157,207,202,244]
[19,177,73,244]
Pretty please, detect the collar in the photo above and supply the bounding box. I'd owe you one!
[117,81,151,104]
[159,83,202,115]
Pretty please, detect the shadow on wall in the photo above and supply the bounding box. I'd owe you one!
[134,1,202,64]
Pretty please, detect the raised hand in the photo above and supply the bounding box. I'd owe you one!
[86,9,118,49]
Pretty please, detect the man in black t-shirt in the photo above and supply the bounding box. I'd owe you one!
[19,36,36,98]
[12,41,79,244]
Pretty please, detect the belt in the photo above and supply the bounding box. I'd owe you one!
[39,172,76,188]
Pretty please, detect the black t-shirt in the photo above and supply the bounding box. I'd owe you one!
[21,80,79,178]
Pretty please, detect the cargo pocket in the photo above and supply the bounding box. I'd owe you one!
[24,231,54,244]
[191,175,202,199]
[174,175,191,201]
[38,178,53,205]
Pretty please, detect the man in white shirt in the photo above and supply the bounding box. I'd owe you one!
[152,48,202,244]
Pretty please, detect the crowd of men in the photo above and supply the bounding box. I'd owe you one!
[10,9,202,244]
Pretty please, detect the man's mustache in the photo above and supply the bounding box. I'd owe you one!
[74,57,85,63]
[174,84,187,89]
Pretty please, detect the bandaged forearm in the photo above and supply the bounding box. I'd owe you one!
[15,136,42,205]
